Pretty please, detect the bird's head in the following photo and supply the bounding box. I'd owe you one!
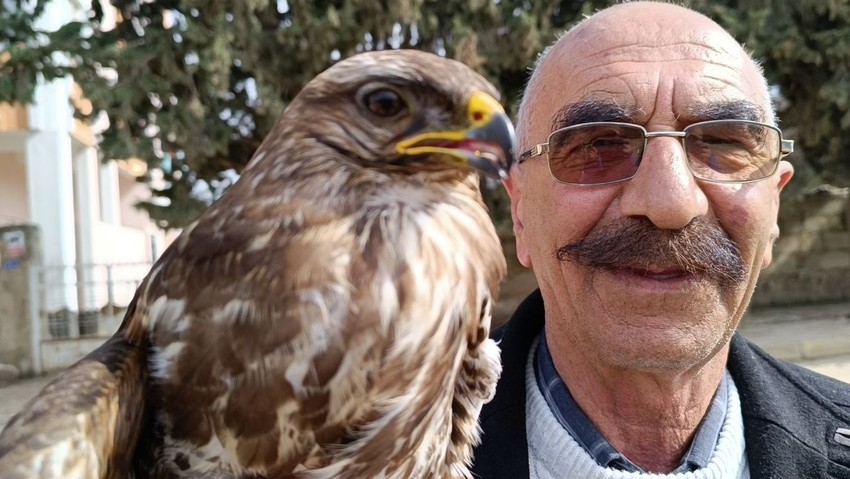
[268,49,516,181]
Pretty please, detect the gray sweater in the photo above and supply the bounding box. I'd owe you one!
[524,340,749,478]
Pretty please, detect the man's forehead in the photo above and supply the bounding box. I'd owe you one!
[547,10,751,85]
[529,20,765,131]
[568,1,731,47]
[545,2,755,80]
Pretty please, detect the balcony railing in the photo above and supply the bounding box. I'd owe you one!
[38,262,152,339]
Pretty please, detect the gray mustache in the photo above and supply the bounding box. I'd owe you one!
[556,217,745,289]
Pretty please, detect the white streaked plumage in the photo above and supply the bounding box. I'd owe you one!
[0,49,514,478]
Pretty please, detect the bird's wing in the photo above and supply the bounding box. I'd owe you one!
[0,311,149,479]
[0,195,378,478]
[136,194,387,476]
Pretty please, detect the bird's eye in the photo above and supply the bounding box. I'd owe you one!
[364,89,407,117]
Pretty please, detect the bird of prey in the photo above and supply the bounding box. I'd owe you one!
[0,49,514,479]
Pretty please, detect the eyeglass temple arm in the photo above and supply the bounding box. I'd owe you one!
[781,139,794,155]
[518,144,549,163]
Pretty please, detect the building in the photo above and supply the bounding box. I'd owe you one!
[0,0,175,376]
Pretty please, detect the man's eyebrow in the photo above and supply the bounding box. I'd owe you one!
[685,100,765,122]
[548,99,765,131]
[550,100,638,131]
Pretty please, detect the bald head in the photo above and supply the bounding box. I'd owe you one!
[516,1,772,151]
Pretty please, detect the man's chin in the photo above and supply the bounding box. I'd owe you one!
[580,272,743,370]
[591,320,731,372]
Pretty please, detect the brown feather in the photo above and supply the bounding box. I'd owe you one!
[0,327,148,478]
[0,49,510,479]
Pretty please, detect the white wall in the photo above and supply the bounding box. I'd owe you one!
[0,153,29,225]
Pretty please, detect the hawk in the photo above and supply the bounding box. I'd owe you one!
[0,49,514,478]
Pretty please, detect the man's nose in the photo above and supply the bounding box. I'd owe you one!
[619,136,709,229]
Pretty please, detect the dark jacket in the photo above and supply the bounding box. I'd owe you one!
[471,290,850,478]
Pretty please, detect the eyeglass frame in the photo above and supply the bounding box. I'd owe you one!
[517,119,795,186]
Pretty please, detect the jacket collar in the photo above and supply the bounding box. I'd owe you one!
[728,333,850,477]
[473,290,850,478]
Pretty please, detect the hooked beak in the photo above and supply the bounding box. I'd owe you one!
[395,91,516,180]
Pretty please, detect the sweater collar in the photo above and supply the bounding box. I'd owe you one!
[534,330,729,472]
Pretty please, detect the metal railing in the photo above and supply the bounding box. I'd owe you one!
[38,262,152,339]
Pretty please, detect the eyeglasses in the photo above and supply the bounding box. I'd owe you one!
[518,119,794,185]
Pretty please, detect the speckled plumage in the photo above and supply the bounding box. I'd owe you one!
[0,50,512,478]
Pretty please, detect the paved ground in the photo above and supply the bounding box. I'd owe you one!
[1,300,849,430]
[738,300,850,385]
[739,301,850,363]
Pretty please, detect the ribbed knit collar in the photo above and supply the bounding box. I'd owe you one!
[525,337,749,479]
[534,331,729,472]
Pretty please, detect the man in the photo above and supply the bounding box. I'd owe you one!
[472,2,850,478]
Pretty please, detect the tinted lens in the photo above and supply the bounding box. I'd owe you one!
[684,121,781,182]
[546,123,644,184]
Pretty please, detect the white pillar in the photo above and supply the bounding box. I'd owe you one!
[99,162,122,224]
[26,0,78,275]
[73,144,99,316]
[25,130,79,314]
[25,19,79,319]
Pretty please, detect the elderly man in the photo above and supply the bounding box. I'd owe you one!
[472,2,850,478]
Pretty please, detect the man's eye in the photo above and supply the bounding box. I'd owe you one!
[590,137,632,148]
[364,89,408,117]
[696,135,739,146]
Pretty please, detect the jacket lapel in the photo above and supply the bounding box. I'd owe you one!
[729,334,850,478]
[471,291,544,478]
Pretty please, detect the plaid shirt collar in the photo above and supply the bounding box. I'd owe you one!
[534,330,729,473]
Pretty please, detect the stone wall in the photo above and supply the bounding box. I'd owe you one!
[0,225,41,376]
[752,187,850,307]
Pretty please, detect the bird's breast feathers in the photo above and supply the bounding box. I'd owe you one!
[138,182,503,478]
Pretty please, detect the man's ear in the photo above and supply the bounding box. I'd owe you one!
[504,172,532,268]
[776,160,794,194]
[762,224,780,269]
[762,161,795,269]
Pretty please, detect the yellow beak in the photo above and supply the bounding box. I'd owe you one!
[395,91,516,179]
